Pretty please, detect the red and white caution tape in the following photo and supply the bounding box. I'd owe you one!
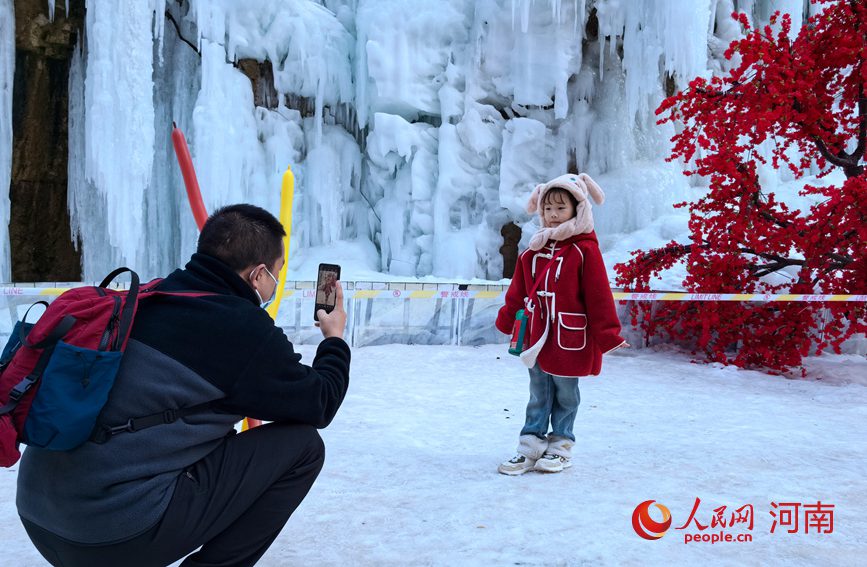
[3,286,864,302]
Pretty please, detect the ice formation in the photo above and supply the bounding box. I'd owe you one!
[0,0,13,280]
[0,0,826,282]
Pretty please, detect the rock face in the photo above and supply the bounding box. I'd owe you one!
[237,59,279,110]
[9,0,83,282]
[500,222,521,279]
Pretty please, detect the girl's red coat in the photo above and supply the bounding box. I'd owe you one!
[496,232,625,377]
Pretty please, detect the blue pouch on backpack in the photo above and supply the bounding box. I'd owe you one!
[24,342,123,450]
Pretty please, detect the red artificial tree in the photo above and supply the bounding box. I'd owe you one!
[614,0,866,374]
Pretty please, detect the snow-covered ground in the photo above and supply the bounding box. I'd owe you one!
[2,344,866,566]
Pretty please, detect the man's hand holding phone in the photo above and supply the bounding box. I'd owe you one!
[315,281,346,340]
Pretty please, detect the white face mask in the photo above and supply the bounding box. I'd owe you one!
[251,267,278,309]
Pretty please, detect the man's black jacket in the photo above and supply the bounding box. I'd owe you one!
[17,252,351,544]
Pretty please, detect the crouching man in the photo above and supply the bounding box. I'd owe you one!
[17,204,351,567]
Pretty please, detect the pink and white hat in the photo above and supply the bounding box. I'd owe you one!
[525,173,605,250]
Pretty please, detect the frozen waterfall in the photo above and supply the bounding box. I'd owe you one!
[2,0,823,282]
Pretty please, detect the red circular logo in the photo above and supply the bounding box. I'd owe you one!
[632,500,672,540]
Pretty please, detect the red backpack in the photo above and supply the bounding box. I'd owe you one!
[0,268,211,467]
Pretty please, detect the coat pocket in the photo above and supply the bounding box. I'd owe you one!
[557,313,587,351]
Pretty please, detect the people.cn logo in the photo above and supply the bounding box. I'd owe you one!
[632,500,672,540]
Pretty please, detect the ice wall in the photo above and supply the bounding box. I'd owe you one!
[5,0,818,281]
[67,1,164,279]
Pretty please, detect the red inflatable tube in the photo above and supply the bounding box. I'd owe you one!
[171,123,262,430]
[171,123,209,231]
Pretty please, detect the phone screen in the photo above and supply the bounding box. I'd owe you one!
[314,263,341,321]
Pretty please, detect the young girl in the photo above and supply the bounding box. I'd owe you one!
[319,272,337,304]
[495,173,627,475]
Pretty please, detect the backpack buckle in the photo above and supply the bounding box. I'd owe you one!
[8,388,25,402]
[109,419,135,435]
[8,379,36,402]
[91,419,133,444]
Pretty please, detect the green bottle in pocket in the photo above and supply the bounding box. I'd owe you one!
[508,309,530,356]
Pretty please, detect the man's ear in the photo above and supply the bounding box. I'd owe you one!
[243,263,263,282]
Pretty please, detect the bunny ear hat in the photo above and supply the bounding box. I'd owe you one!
[526,173,605,251]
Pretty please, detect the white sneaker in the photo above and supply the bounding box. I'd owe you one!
[498,454,536,475]
[533,453,572,473]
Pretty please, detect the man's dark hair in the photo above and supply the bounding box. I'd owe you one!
[197,204,286,272]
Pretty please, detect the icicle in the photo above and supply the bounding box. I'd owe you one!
[598,36,605,80]
[511,0,517,31]
[708,0,720,34]
[81,1,155,272]
[0,0,13,280]
[188,0,225,52]
[576,0,584,34]
[521,0,531,33]
[662,0,712,82]
[152,0,166,65]
[67,37,86,260]
[317,77,325,146]
[47,0,55,22]
[594,0,628,81]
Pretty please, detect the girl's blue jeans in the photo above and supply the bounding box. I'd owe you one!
[520,364,581,441]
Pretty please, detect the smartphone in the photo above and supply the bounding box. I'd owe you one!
[314,263,341,321]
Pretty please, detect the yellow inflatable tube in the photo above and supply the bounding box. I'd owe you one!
[243,165,295,432]
[267,165,295,320]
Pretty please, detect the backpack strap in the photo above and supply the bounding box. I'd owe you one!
[19,302,76,350]
[0,347,56,416]
[100,268,141,352]
[90,401,218,444]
